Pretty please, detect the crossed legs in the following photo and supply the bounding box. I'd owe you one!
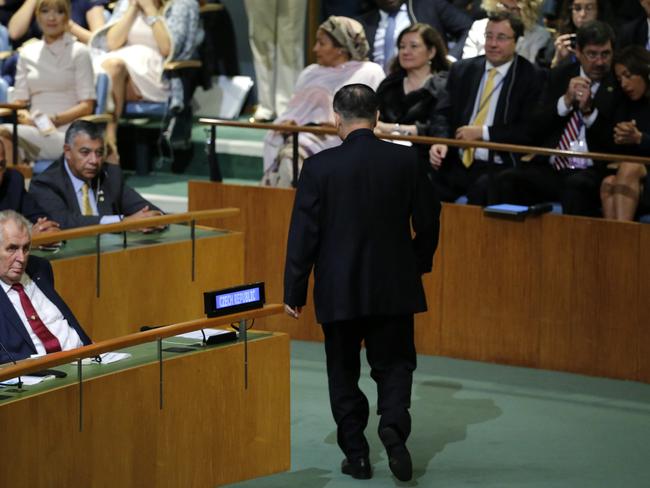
[601,163,647,221]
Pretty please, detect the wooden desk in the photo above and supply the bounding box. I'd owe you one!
[33,224,244,341]
[0,330,290,487]
[188,181,650,383]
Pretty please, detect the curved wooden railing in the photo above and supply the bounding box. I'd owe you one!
[199,118,650,184]
[31,208,240,246]
[0,303,283,382]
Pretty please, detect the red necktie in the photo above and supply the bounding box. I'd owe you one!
[11,283,62,353]
[553,109,583,170]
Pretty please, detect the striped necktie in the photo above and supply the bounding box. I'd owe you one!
[553,109,583,170]
[463,68,498,168]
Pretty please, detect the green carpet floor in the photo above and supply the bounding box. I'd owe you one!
[228,340,650,488]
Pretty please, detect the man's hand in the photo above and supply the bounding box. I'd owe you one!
[455,125,482,141]
[564,76,592,112]
[32,217,60,235]
[284,304,302,319]
[429,144,448,170]
[123,206,165,233]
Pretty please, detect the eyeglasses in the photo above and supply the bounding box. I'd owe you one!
[571,3,597,12]
[485,33,515,43]
[582,49,612,61]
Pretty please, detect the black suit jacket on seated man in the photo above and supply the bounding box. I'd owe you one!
[0,255,91,364]
[27,157,161,230]
[0,169,49,223]
[430,53,543,203]
[492,61,622,215]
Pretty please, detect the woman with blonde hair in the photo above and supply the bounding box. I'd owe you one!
[90,0,203,162]
[463,0,553,66]
[1,0,95,165]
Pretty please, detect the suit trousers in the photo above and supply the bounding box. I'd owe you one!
[322,314,416,461]
[431,158,509,205]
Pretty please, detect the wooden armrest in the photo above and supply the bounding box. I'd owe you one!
[200,4,224,13]
[80,113,113,124]
[164,60,202,70]
[0,101,28,111]
[0,108,12,117]
[0,51,13,61]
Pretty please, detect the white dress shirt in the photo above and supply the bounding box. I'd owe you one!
[373,4,410,69]
[553,67,600,168]
[1,275,83,356]
[64,159,121,224]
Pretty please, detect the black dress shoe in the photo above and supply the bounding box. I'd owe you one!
[341,457,372,479]
[379,426,413,481]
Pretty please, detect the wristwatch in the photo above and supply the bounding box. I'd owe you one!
[144,15,160,27]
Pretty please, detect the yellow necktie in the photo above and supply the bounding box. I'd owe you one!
[81,183,93,216]
[463,68,498,168]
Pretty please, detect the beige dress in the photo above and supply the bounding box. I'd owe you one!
[7,33,95,160]
[94,14,168,102]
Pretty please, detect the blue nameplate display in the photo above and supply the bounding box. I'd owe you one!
[204,282,265,317]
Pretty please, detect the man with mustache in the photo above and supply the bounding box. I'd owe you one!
[492,20,622,216]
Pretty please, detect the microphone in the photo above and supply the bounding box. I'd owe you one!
[0,340,23,389]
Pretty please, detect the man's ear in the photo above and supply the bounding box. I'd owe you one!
[334,112,341,128]
[374,110,379,127]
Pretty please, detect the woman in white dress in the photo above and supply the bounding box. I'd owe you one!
[90,0,202,162]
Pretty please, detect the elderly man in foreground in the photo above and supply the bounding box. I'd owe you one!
[0,210,91,364]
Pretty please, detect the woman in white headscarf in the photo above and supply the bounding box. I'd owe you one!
[262,16,385,188]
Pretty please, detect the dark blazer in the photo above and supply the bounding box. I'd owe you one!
[0,256,91,364]
[534,61,621,163]
[617,17,649,49]
[434,54,544,165]
[284,128,440,324]
[28,156,161,229]
[0,169,49,223]
[357,0,472,60]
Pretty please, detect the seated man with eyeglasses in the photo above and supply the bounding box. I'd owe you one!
[428,11,544,204]
[492,20,622,217]
[0,140,60,236]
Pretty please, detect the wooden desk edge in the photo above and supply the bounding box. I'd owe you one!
[0,304,285,381]
[32,207,240,245]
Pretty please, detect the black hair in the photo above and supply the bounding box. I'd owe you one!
[576,20,615,50]
[64,119,104,146]
[333,84,379,121]
[487,11,525,41]
[557,0,614,35]
[614,45,650,99]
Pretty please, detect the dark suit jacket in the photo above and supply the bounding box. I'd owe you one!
[0,169,49,223]
[434,54,544,165]
[357,0,472,60]
[0,256,91,364]
[617,17,649,49]
[284,128,440,324]
[533,62,621,164]
[28,156,161,229]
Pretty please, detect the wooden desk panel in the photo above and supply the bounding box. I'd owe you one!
[0,333,290,488]
[188,182,648,383]
[45,230,244,341]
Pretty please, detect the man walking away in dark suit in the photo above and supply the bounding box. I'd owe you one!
[284,84,440,482]
[0,210,91,364]
[28,120,164,230]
